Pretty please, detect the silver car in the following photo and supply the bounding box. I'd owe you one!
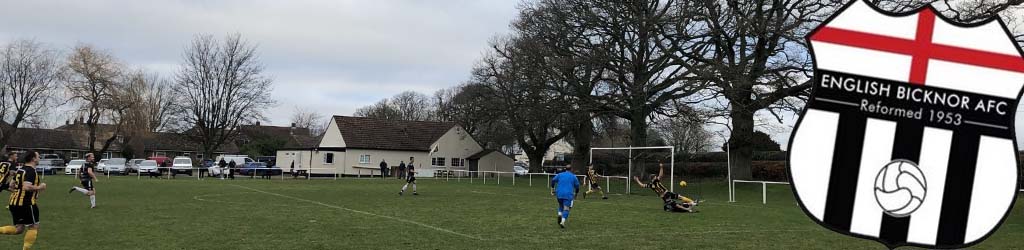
[105,158,127,175]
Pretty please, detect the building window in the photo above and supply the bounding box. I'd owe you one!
[359,155,370,164]
[183,152,190,157]
[70,151,79,159]
[156,152,166,157]
[432,157,446,167]
[451,158,464,167]
[324,153,334,164]
[197,154,204,160]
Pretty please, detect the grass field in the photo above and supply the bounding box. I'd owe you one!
[1,174,1023,249]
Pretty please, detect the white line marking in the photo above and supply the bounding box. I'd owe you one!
[815,97,860,107]
[964,120,1008,130]
[232,184,482,240]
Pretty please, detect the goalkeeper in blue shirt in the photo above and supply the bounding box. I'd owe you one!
[550,165,580,228]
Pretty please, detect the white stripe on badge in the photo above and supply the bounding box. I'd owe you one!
[907,127,952,245]
[790,109,840,220]
[965,137,1018,243]
[812,42,913,83]
[850,118,896,237]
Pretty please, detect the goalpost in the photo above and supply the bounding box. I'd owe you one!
[725,141,790,204]
[590,146,675,194]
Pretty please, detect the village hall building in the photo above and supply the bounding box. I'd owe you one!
[276,116,513,177]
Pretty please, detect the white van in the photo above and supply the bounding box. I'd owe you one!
[171,157,194,176]
[210,155,254,177]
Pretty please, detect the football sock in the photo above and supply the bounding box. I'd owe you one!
[562,209,570,219]
[90,195,96,207]
[412,184,417,192]
[73,187,88,194]
[401,184,408,192]
[22,229,36,250]
[0,226,16,235]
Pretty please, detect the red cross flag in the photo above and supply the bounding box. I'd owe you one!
[787,1,1024,249]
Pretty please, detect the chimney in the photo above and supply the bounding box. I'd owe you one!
[290,123,296,135]
[291,123,296,128]
[65,120,70,125]
[255,121,261,126]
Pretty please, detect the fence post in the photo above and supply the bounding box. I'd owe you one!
[529,173,532,186]
[762,182,767,205]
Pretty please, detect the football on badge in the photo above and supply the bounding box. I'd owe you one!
[873,160,926,217]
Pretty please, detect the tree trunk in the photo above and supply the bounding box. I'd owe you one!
[570,118,592,170]
[526,150,546,173]
[628,110,649,176]
[728,108,755,180]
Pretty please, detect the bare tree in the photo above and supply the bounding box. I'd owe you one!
[64,44,129,156]
[673,1,839,179]
[435,83,516,151]
[477,36,571,172]
[173,34,276,158]
[353,99,401,120]
[354,91,434,121]
[290,106,327,137]
[0,39,61,153]
[390,91,433,121]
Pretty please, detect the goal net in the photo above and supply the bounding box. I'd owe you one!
[590,146,675,195]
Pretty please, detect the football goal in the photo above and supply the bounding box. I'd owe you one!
[590,146,676,194]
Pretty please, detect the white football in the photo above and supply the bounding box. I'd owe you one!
[874,160,927,217]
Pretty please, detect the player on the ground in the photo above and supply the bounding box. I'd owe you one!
[0,151,46,249]
[550,165,580,228]
[1,152,18,193]
[582,164,607,200]
[68,153,98,208]
[399,159,418,196]
[632,163,697,213]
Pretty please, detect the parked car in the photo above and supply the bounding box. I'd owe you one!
[104,158,128,175]
[127,159,146,173]
[37,154,65,175]
[148,156,170,167]
[138,160,159,174]
[238,162,282,176]
[171,157,193,175]
[214,155,255,173]
[255,156,276,166]
[97,159,109,173]
[65,160,86,175]
[513,165,528,176]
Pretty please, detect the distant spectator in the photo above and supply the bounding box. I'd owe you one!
[291,161,299,179]
[379,159,388,179]
[228,160,236,180]
[218,159,227,179]
[398,161,406,179]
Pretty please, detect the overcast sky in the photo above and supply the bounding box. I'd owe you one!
[0,0,521,127]
[4,1,1024,149]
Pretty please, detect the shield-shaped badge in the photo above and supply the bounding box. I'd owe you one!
[788,1,1024,249]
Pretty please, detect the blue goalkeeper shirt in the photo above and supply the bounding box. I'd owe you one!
[551,171,580,200]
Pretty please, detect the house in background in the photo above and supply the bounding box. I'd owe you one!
[277,116,513,177]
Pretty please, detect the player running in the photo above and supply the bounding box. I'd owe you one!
[68,153,98,208]
[550,165,580,228]
[633,163,697,213]
[1,152,17,193]
[0,151,46,249]
[399,161,418,196]
[582,164,607,200]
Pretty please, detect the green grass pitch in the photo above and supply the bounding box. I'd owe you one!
[2,174,1022,249]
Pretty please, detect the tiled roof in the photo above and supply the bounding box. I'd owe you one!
[5,127,79,150]
[237,125,317,148]
[333,116,454,151]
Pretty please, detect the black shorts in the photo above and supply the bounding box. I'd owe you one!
[661,192,680,201]
[406,176,416,183]
[590,183,601,189]
[9,205,39,225]
[663,200,690,213]
[81,180,94,190]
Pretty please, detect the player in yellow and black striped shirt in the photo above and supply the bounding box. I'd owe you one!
[632,163,696,213]
[0,151,46,249]
[0,152,17,193]
[583,165,608,199]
